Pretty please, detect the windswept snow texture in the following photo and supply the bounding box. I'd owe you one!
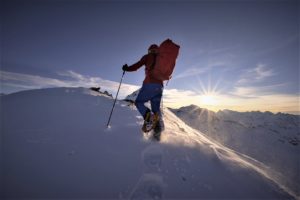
[171,105,300,199]
[0,88,296,199]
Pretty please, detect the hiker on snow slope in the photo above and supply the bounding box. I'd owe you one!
[122,44,163,134]
[122,39,180,139]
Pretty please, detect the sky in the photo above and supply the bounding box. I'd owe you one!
[1,0,299,114]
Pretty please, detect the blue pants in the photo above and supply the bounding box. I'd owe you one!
[135,83,163,118]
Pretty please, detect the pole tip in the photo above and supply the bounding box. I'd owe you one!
[103,125,112,133]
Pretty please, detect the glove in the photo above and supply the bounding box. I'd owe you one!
[122,64,129,71]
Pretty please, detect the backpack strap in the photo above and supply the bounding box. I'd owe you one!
[150,53,157,70]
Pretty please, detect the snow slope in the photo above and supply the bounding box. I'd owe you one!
[0,87,296,199]
[171,105,300,199]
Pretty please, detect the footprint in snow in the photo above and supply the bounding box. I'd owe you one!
[142,144,163,173]
[130,173,163,200]
[129,144,164,199]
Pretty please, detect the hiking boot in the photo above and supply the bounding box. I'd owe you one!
[142,110,152,132]
[151,112,160,130]
[153,121,162,141]
[154,121,162,133]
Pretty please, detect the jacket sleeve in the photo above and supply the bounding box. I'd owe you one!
[127,55,147,71]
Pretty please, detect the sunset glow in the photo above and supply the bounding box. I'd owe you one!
[200,94,218,106]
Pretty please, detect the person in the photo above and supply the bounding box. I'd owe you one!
[122,44,164,135]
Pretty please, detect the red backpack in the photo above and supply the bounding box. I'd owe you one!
[151,39,180,81]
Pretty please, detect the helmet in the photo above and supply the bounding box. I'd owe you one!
[148,44,158,53]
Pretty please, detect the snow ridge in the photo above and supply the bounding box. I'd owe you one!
[1,87,296,199]
[171,105,300,199]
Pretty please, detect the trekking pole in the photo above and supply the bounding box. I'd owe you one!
[106,70,125,128]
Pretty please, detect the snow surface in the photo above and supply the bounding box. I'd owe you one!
[171,105,300,199]
[0,87,296,199]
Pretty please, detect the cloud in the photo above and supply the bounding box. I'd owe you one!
[221,93,300,114]
[1,82,41,90]
[57,70,140,97]
[0,70,139,98]
[0,70,68,88]
[173,67,209,79]
[163,85,299,115]
[237,64,275,84]
[173,61,227,79]
[163,88,197,103]
[1,70,298,114]
[254,64,275,80]
[229,82,289,98]
[58,70,86,81]
[0,70,206,107]
[163,88,206,108]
